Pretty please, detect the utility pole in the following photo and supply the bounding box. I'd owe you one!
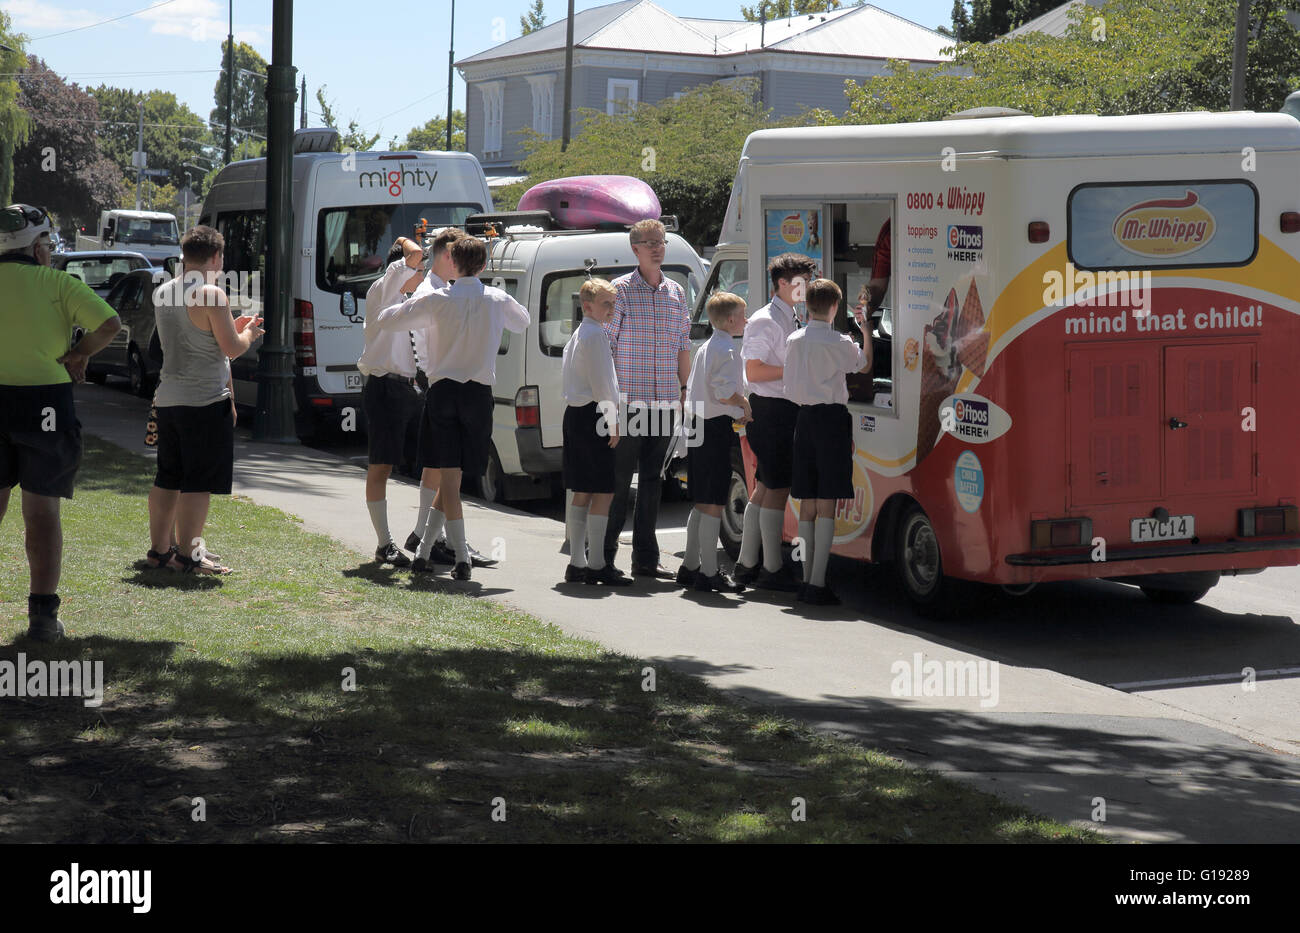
[561,0,574,151]
[300,75,307,128]
[134,100,144,210]
[1230,0,1249,110]
[225,1,234,163]
[446,0,455,150]
[254,0,298,443]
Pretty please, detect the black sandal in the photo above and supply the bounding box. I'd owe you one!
[173,552,232,575]
[146,545,178,569]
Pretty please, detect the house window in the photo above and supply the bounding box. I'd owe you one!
[479,81,504,155]
[606,78,638,115]
[525,74,555,138]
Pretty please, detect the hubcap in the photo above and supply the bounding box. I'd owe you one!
[903,516,939,594]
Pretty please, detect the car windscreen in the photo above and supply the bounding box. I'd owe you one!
[59,256,150,287]
[316,203,483,294]
[117,219,179,245]
[538,266,695,356]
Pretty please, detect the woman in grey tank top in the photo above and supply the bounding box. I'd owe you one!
[153,273,231,408]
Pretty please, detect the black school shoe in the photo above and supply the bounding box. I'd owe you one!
[376,542,411,567]
[733,561,760,585]
[586,565,633,586]
[26,594,64,642]
[452,562,472,581]
[695,571,745,594]
[675,565,700,588]
[404,531,422,553]
[631,562,675,580]
[564,564,587,584]
[466,543,498,568]
[798,584,841,606]
[411,556,442,574]
[754,565,802,593]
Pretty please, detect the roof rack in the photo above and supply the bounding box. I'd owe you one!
[465,211,681,240]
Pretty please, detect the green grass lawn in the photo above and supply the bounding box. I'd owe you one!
[0,437,1102,843]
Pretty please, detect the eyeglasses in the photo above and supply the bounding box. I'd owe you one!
[0,205,48,233]
[633,239,667,249]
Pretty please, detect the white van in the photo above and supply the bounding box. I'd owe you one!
[198,129,493,436]
[466,212,706,502]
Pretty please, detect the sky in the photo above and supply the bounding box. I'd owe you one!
[7,0,958,147]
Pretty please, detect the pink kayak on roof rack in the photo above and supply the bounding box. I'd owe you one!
[517,175,662,229]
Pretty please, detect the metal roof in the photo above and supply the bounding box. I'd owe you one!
[1002,0,1106,40]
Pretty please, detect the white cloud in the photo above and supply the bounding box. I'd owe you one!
[6,0,104,34]
[141,0,266,46]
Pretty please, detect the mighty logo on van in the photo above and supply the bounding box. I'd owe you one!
[358,166,438,197]
[1112,190,1215,258]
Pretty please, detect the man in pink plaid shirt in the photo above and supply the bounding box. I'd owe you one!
[601,219,691,578]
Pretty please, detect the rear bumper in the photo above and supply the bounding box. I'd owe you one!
[1006,537,1300,566]
[516,426,563,475]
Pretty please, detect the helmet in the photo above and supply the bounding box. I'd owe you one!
[0,204,52,252]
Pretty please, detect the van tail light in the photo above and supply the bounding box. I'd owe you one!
[293,299,316,366]
[1027,221,1050,244]
[1280,212,1300,234]
[1239,506,1298,536]
[1031,517,1093,549]
[515,385,540,427]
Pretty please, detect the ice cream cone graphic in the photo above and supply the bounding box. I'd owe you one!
[916,289,963,463]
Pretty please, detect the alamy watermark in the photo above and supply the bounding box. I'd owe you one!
[890,652,999,708]
[0,653,104,707]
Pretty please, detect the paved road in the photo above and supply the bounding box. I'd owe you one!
[70,381,1300,842]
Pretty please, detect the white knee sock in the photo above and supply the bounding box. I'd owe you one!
[587,514,608,571]
[798,519,814,583]
[446,518,469,565]
[683,508,702,571]
[759,506,785,573]
[738,501,761,568]
[699,513,722,577]
[566,503,588,569]
[367,500,392,549]
[416,507,446,560]
[812,517,834,587]
[414,484,436,538]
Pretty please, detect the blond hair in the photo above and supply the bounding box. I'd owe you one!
[706,291,745,326]
[629,219,665,244]
[580,278,616,304]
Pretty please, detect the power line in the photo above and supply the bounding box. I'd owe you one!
[1,70,221,78]
[28,0,183,43]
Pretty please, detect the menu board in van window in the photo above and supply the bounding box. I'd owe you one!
[1068,181,1257,270]
[765,208,824,291]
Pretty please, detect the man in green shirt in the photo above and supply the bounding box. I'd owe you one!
[0,205,121,642]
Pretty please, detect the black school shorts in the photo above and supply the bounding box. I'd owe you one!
[562,402,616,494]
[155,398,235,494]
[419,378,493,476]
[791,403,854,501]
[363,374,422,466]
[687,414,736,506]
[0,385,82,499]
[746,394,798,489]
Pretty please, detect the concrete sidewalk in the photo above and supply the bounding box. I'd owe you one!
[73,385,1300,843]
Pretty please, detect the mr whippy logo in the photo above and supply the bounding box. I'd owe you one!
[1112,190,1215,258]
[780,212,806,245]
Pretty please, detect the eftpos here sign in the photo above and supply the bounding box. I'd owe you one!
[939,392,1012,444]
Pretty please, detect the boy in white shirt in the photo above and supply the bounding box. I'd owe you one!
[359,235,425,566]
[784,278,871,606]
[679,292,751,593]
[375,235,529,581]
[561,279,632,587]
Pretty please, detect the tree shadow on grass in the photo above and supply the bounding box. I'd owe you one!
[0,635,1101,844]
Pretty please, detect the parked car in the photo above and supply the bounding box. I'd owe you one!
[53,250,153,298]
[78,267,162,397]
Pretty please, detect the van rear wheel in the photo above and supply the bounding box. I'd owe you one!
[720,449,747,560]
[895,503,955,616]
[476,445,505,504]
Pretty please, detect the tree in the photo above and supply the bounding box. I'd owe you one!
[953,0,1068,43]
[90,86,209,197]
[521,0,547,35]
[839,0,1300,125]
[401,111,466,151]
[740,0,842,22]
[501,80,815,247]
[210,39,269,156]
[316,85,380,152]
[12,57,123,234]
[946,0,972,40]
[0,12,32,204]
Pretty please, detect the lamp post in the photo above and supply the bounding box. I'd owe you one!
[447,0,455,150]
[254,0,298,443]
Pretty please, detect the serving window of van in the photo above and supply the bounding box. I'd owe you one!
[316,203,483,294]
[538,266,698,357]
[757,198,895,413]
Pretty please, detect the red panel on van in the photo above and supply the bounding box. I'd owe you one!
[1164,343,1255,496]
[1068,344,1162,505]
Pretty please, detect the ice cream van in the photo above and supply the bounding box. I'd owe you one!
[198,128,493,437]
[697,110,1300,612]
